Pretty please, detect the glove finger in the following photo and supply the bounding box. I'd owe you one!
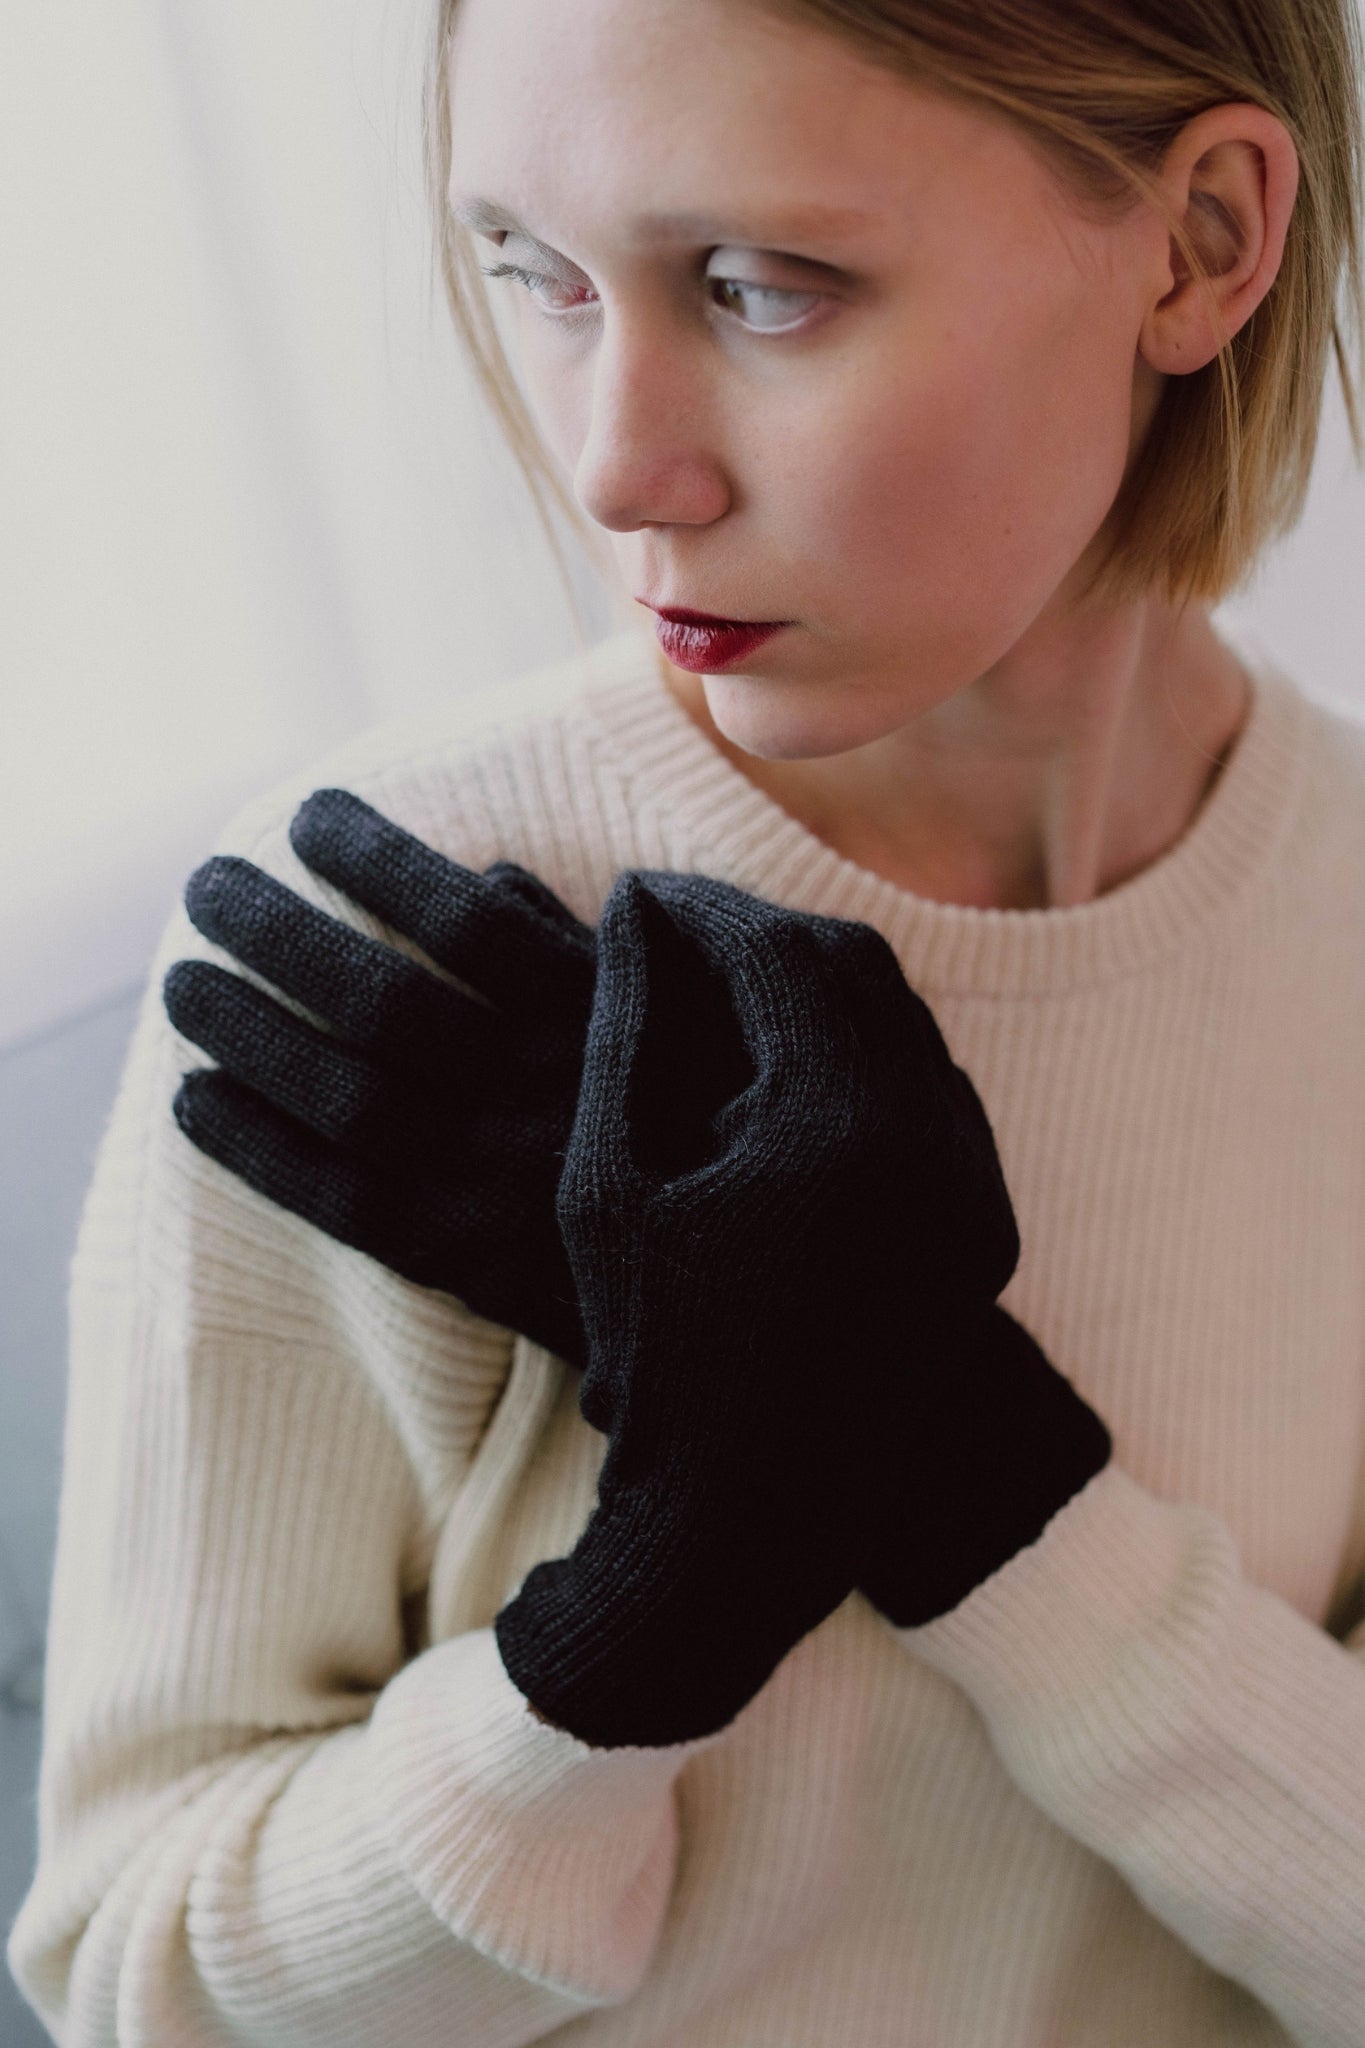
[611,873,760,1182]
[561,872,655,1193]
[163,958,500,1165]
[289,790,594,1016]
[804,914,1013,1218]
[174,1068,584,1354]
[172,1068,463,1295]
[485,859,593,938]
[630,868,802,959]
[804,921,1021,1278]
[622,872,863,1135]
[184,856,494,1070]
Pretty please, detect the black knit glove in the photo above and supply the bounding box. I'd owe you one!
[491,870,1028,1748]
[163,788,593,1365]
[166,796,1111,1675]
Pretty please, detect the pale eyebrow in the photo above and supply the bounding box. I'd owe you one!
[448,193,875,252]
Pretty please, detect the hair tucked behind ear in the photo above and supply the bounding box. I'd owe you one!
[424,0,1365,614]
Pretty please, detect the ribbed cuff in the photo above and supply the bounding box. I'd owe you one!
[366,1626,719,2004]
[893,1462,1227,1736]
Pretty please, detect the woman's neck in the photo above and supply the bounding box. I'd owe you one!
[660,600,1252,913]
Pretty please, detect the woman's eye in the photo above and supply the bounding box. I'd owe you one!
[477,262,597,316]
[478,259,822,334]
[707,278,823,331]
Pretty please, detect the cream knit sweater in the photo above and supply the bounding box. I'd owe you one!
[11,626,1365,2048]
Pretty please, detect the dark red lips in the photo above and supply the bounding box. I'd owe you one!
[648,607,788,674]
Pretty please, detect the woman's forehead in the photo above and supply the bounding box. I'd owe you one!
[446,0,1030,255]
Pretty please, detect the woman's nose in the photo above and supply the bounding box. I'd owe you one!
[572,324,732,534]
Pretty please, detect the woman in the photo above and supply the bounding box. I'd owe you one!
[11,0,1365,2041]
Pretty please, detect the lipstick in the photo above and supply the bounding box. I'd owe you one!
[648,607,788,674]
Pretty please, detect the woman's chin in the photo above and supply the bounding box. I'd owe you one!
[699,672,910,763]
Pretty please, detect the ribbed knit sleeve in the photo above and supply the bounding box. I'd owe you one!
[6,765,717,2047]
[898,1462,1365,2048]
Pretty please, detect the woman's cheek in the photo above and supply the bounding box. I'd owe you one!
[843,350,1118,628]
[516,333,587,477]
[822,385,1001,609]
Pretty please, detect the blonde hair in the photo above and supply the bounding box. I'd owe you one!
[424,0,1365,618]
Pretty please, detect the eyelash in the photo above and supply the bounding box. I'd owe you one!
[476,260,822,334]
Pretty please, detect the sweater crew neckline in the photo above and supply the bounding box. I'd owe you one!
[582,628,1309,998]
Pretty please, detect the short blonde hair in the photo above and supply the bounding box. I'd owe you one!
[425,0,1365,614]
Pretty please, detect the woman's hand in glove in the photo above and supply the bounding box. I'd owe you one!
[492,868,1029,1750]
[163,788,594,1366]
[165,799,1111,1685]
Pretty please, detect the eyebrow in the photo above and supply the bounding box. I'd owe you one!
[448,194,875,248]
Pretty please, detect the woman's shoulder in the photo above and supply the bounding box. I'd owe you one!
[1296,677,1365,783]
[211,628,663,919]
[1277,670,1365,877]
[79,631,665,1352]
[1204,651,1365,920]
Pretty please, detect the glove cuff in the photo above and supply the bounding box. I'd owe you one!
[858,1306,1113,1630]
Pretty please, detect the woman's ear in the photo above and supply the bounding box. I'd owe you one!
[1138,102,1300,376]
